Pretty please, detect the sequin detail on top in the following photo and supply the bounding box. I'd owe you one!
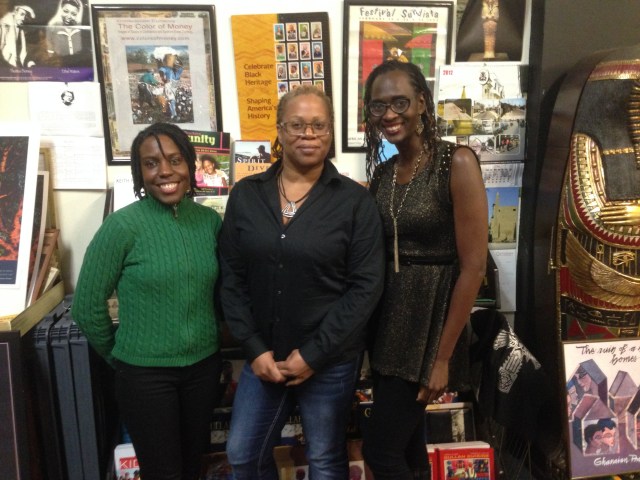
[370,141,470,391]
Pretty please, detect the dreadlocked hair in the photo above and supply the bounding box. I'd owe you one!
[130,122,197,199]
[271,85,334,161]
[363,60,438,184]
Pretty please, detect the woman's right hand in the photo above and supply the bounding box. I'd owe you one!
[251,351,287,383]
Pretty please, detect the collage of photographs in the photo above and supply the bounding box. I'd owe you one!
[273,20,325,97]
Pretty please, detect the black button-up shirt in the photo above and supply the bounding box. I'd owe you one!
[219,160,385,371]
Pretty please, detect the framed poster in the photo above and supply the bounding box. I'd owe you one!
[91,5,222,164]
[0,125,40,318]
[342,0,453,152]
[563,338,640,479]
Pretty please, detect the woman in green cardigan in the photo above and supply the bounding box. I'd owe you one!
[72,123,223,480]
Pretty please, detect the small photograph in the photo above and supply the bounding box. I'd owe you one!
[277,81,288,98]
[286,22,298,41]
[287,43,299,61]
[298,22,310,41]
[273,23,285,41]
[312,42,323,59]
[310,21,322,40]
[301,80,313,86]
[313,61,324,79]
[276,63,287,80]
[313,80,324,92]
[275,43,286,62]
[60,89,75,106]
[299,42,311,60]
[496,134,520,154]
[196,154,229,188]
[289,81,301,91]
[288,63,300,80]
[300,61,312,80]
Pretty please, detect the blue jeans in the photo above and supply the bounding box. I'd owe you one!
[226,359,359,480]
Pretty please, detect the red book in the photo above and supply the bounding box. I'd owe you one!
[432,441,495,480]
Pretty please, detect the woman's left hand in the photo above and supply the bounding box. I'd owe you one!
[417,358,449,404]
[276,349,315,386]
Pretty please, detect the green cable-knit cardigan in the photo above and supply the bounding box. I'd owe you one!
[72,194,222,367]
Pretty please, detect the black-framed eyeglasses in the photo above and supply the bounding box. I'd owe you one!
[279,120,331,136]
[367,97,411,117]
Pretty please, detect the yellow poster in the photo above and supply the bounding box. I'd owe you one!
[231,13,332,141]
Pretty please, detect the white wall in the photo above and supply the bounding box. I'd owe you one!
[10,0,365,291]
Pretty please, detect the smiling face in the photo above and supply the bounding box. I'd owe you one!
[61,3,80,25]
[368,69,425,149]
[277,93,332,172]
[139,134,190,205]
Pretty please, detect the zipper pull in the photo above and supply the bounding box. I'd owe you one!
[173,204,178,218]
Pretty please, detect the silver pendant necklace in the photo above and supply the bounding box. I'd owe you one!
[389,144,426,273]
[278,171,314,219]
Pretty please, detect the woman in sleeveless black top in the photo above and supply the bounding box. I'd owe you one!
[361,60,488,480]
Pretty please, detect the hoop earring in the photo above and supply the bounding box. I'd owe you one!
[415,116,424,135]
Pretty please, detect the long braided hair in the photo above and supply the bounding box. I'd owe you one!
[363,60,438,183]
[130,122,197,199]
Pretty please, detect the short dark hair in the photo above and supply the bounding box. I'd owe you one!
[272,85,333,160]
[130,122,196,199]
[362,60,438,182]
[200,154,219,169]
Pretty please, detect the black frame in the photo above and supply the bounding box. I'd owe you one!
[341,0,453,152]
[91,4,222,164]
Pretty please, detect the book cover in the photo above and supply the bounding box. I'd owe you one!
[185,130,231,189]
[433,441,494,480]
[210,407,232,452]
[232,140,273,183]
[193,195,229,220]
[114,443,140,479]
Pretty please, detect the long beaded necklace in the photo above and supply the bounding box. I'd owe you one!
[278,170,314,218]
[389,145,426,273]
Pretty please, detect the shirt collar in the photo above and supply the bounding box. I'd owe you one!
[251,158,343,186]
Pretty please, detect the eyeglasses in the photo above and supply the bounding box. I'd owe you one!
[367,97,411,117]
[279,121,331,136]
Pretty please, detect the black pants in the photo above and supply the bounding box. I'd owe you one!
[114,352,222,480]
[362,374,430,480]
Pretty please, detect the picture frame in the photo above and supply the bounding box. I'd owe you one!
[342,0,453,152]
[0,332,30,480]
[91,4,222,164]
[562,338,640,479]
